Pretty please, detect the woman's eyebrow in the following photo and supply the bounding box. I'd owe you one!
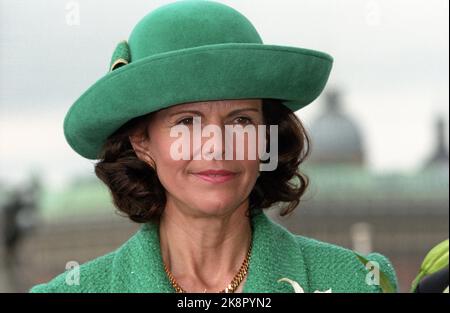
[227,107,261,116]
[168,110,205,118]
[168,107,261,118]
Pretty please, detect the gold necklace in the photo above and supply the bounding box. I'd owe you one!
[163,241,252,293]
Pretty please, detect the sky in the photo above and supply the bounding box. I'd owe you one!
[0,0,449,188]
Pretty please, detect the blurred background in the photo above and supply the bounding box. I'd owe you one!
[0,0,448,292]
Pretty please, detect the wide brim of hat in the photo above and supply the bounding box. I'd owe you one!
[64,43,333,159]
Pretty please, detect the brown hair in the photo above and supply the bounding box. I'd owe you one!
[94,99,311,223]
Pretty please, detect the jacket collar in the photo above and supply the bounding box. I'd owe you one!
[110,211,310,292]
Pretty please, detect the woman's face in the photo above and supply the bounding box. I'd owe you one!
[130,99,264,218]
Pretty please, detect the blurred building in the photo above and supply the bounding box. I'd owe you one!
[424,116,449,168]
[269,91,448,292]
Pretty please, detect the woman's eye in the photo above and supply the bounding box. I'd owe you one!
[176,117,194,125]
[234,116,253,125]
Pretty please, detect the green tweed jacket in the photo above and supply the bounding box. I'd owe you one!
[30,211,398,293]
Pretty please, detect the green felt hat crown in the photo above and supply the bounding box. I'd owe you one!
[64,0,333,160]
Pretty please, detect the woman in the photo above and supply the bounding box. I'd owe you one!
[30,0,398,293]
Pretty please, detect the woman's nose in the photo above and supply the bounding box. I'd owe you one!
[201,123,226,160]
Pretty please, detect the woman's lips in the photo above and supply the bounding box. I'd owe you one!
[192,170,237,184]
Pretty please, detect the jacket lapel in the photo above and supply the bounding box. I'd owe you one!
[110,211,310,293]
[110,221,173,292]
[242,212,310,293]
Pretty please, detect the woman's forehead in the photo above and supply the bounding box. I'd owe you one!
[166,99,262,114]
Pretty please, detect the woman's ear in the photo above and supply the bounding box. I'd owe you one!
[129,134,155,168]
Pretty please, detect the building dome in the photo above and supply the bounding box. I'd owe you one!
[308,90,364,165]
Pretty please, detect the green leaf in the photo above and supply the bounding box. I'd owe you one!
[354,252,395,293]
[410,239,449,292]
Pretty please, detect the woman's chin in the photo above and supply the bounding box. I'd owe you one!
[189,199,239,217]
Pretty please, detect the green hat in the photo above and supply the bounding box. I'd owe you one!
[64,0,333,159]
